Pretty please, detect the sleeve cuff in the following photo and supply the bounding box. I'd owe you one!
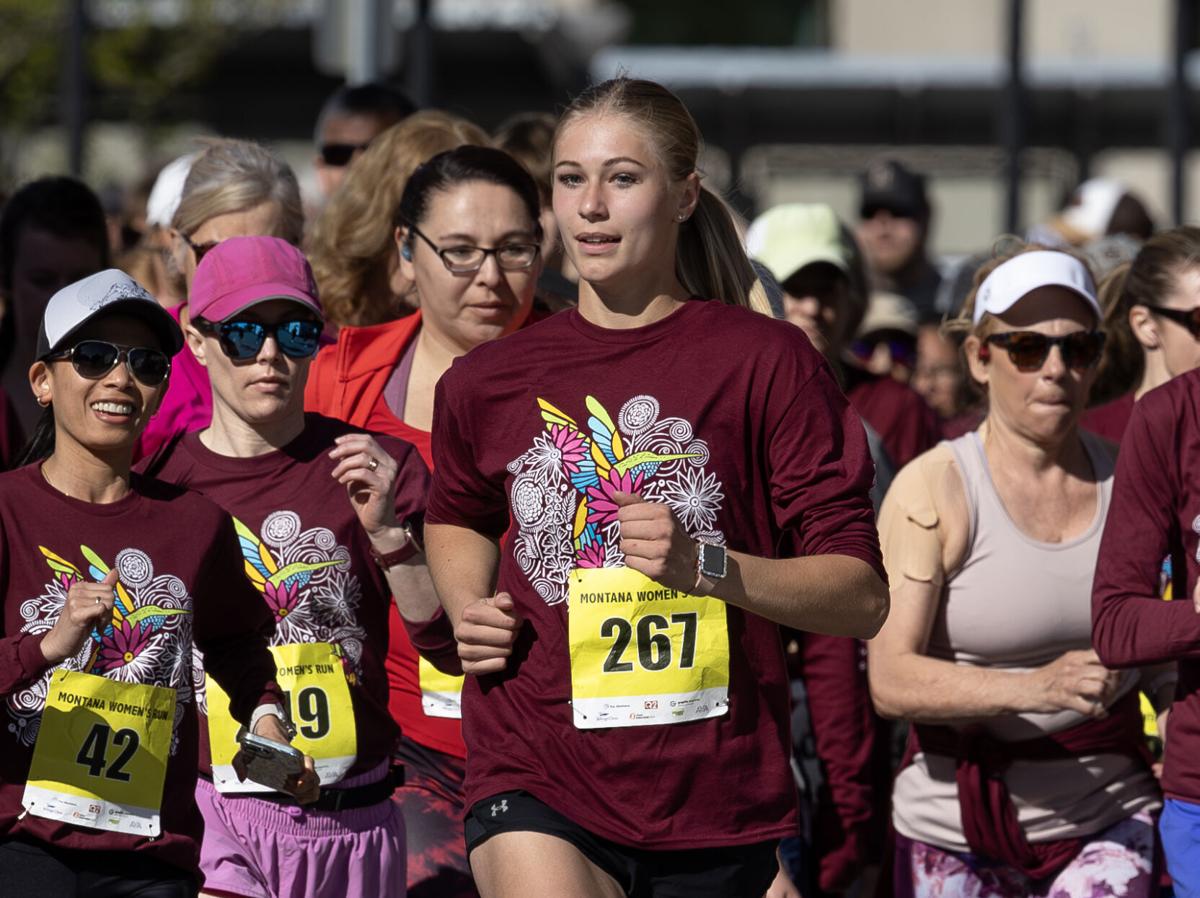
[249,703,289,736]
[404,606,454,649]
[403,606,463,676]
[18,632,50,680]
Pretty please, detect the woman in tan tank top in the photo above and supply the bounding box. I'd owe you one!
[869,244,1166,898]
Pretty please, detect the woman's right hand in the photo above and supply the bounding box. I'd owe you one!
[455,592,523,675]
[1028,649,1121,718]
[40,569,118,665]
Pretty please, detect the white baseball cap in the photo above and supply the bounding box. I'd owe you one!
[973,251,1100,325]
[145,153,196,229]
[37,270,184,359]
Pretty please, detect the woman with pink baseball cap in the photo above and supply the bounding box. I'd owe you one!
[870,244,1163,897]
[144,235,449,898]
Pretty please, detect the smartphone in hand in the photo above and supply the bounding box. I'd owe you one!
[235,727,304,793]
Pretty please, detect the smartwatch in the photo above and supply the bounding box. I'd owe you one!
[694,540,727,594]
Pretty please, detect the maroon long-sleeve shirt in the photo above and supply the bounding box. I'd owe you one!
[427,300,885,850]
[1092,369,1200,802]
[0,465,280,874]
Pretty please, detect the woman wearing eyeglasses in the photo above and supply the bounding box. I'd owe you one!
[0,270,316,897]
[135,139,307,467]
[305,145,542,898]
[1082,226,1200,443]
[140,236,441,898]
[869,246,1164,897]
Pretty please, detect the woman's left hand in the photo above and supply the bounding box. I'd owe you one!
[614,491,699,593]
[329,434,400,537]
[231,713,322,805]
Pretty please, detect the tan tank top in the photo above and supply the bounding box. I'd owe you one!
[891,431,1160,851]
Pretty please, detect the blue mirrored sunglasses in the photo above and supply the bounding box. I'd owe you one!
[197,318,321,361]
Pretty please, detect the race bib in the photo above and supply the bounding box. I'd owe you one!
[568,566,729,729]
[24,669,175,836]
[206,642,356,792]
[418,657,463,719]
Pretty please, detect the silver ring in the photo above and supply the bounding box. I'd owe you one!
[95,596,101,605]
[367,457,379,472]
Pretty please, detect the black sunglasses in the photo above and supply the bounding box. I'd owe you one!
[1144,304,1200,339]
[319,142,370,167]
[983,330,1106,372]
[45,340,171,386]
[183,233,219,263]
[195,318,322,361]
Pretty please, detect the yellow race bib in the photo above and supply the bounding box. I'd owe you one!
[568,567,730,729]
[23,669,175,836]
[418,657,463,719]
[206,642,356,792]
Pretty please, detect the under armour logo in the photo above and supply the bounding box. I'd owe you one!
[491,800,509,817]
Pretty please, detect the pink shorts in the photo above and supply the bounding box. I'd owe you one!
[195,765,405,898]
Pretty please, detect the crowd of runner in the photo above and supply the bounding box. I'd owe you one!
[0,75,1195,898]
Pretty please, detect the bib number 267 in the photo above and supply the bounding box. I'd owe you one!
[601,612,697,673]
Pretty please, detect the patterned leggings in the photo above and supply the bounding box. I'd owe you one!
[895,810,1157,898]
[392,737,479,898]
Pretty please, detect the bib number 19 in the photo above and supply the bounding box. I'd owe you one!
[601,611,697,673]
[280,686,330,740]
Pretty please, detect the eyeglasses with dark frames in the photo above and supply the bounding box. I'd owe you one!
[982,330,1106,372]
[1143,304,1200,339]
[407,225,540,274]
[183,233,219,263]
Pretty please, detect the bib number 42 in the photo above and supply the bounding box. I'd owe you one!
[601,612,698,673]
[76,724,139,782]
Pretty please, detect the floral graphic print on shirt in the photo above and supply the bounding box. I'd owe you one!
[195,510,366,713]
[7,545,193,750]
[506,394,726,606]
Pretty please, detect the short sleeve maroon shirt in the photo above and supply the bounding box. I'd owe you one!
[427,300,884,850]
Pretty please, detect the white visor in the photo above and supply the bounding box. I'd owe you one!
[973,251,1100,325]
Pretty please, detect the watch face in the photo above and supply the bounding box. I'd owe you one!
[699,543,727,579]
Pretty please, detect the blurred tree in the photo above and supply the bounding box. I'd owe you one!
[622,0,830,47]
[88,1,231,125]
[0,0,62,131]
[0,0,297,132]
[0,0,297,183]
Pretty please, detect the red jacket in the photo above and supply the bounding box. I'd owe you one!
[305,312,431,463]
[305,311,464,757]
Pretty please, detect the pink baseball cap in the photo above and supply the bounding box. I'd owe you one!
[189,236,323,323]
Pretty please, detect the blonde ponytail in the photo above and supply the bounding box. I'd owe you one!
[676,186,763,310]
